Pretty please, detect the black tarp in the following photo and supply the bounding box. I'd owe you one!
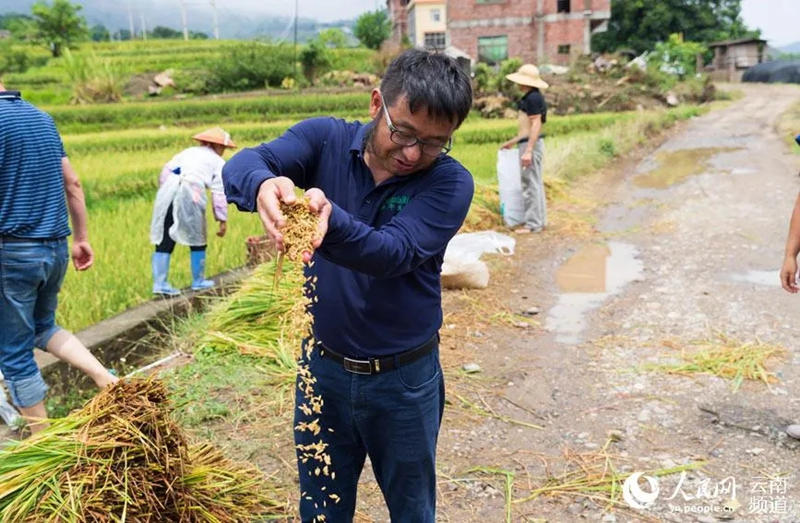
[742,61,800,84]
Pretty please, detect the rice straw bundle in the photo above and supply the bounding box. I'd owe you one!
[200,259,308,374]
[0,379,282,522]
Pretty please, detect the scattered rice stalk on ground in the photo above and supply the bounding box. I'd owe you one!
[454,393,544,431]
[470,467,515,523]
[513,440,705,515]
[0,378,283,521]
[644,333,786,392]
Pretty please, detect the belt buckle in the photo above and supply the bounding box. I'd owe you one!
[343,357,372,375]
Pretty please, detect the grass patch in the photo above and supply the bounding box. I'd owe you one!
[778,98,800,153]
[644,333,786,391]
[513,442,704,511]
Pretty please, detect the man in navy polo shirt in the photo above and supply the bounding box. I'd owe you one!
[0,82,117,433]
[223,50,473,521]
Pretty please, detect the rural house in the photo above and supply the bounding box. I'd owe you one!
[389,0,610,65]
[707,37,767,82]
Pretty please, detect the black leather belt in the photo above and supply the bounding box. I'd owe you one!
[0,236,62,243]
[320,334,438,375]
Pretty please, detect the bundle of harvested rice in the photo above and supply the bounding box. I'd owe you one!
[0,379,282,522]
[201,258,307,374]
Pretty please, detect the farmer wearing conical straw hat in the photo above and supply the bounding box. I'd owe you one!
[501,63,549,233]
[223,50,473,521]
[148,127,235,295]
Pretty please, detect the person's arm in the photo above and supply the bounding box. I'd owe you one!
[223,118,328,250]
[317,167,474,278]
[520,114,542,168]
[210,163,228,237]
[62,157,93,271]
[158,162,173,186]
[781,193,800,292]
[223,118,328,211]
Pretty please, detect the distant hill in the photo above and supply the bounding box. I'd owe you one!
[779,42,800,54]
[0,0,356,41]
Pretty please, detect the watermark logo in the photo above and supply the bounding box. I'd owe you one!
[623,472,660,509]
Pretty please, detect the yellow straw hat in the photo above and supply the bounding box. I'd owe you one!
[192,127,237,148]
[505,64,549,90]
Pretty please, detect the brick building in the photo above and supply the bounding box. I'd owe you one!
[390,0,611,66]
[387,0,411,44]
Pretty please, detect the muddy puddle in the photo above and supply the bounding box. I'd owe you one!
[730,269,779,287]
[546,242,643,344]
[633,147,740,189]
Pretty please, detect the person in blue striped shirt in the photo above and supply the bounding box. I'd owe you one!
[0,82,118,434]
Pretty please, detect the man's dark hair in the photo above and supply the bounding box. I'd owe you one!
[380,49,472,128]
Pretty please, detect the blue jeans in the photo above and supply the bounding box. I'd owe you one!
[294,341,445,522]
[0,238,68,407]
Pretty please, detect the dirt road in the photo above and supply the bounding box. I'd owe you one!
[425,84,800,522]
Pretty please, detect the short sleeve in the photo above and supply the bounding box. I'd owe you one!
[520,91,546,117]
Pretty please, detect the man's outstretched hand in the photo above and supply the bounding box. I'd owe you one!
[303,187,332,263]
[256,177,331,263]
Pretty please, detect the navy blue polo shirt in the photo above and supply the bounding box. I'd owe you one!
[0,90,70,239]
[223,117,474,358]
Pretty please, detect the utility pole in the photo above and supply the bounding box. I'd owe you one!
[127,1,135,40]
[293,0,298,83]
[210,0,220,40]
[179,0,189,41]
[140,15,147,41]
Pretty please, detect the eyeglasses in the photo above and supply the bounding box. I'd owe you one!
[380,94,452,157]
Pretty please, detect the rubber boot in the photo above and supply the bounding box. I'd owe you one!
[152,252,180,296]
[190,250,215,290]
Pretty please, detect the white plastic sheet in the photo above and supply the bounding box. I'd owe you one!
[441,231,516,289]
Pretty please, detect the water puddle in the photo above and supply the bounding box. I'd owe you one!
[546,242,643,344]
[730,270,778,287]
[633,147,740,189]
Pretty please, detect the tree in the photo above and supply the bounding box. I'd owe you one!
[353,10,391,50]
[31,0,88,57]
[89,23,109,42]
[1,14,36,40]
[115,29,132,41]
[300,39,332,83]
[317,28,348,48]
[151,25,183,39]
[593,0,760,54]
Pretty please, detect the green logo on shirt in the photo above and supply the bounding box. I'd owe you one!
[381,195,410,213]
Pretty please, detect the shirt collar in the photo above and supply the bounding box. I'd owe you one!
[350,121,374,155]
[0,91,21,100]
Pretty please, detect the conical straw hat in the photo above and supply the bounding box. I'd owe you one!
[192,127,237,148]
[505,64,549,90]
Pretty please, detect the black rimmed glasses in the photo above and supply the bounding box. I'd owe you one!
[380,93,452,157]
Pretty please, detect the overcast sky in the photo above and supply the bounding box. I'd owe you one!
[213,0,381,22]
[741,0,799,47]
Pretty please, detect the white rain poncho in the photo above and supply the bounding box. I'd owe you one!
[149,146,227,247]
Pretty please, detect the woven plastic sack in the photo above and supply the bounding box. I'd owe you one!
[497,149,524,226]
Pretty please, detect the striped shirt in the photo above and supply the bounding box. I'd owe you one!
[0,91,70,239]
